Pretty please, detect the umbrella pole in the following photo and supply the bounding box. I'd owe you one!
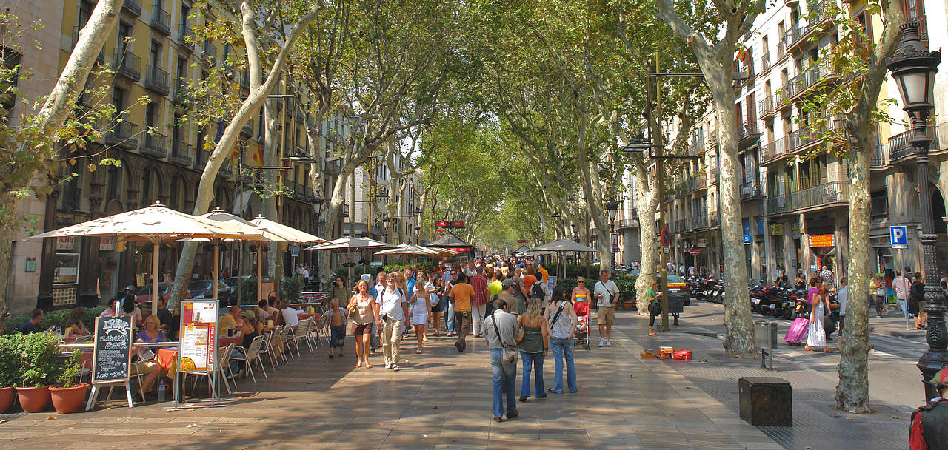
[213,241,220,301]
[152,241,160,310]
[257,246,263,304]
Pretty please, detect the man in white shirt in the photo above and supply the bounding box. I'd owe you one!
[837,277,848,331]
[893,269,911,319]
[594,270,620,347]
[377,274,410,370]
[281,301,300,328]
[483,298,519,422]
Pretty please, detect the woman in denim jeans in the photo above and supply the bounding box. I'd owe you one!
[516,298,549,401]
[544,286,578,394]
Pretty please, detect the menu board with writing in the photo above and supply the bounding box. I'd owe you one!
[92,316,133,383]
[179,300,217,372]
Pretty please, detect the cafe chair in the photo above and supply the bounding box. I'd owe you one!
[259,329,279,369]
[290,319,313,356]
[232,335,267,382]
[279,326,295,362]
[217,342,236,396]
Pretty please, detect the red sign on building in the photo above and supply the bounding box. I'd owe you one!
[436,221,448,228]
[450,221,465,228]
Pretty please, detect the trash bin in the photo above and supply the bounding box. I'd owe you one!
[755,321,778,349]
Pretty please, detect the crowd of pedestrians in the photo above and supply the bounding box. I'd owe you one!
[328,257,584,422]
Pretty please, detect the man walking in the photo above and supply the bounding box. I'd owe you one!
[377,273,409,370]
[450,272,475,352]
[837,277,848,331]
[470,266,490,338]
[894,269,911,321]
[594,270,619,347]
[483,298,519,422]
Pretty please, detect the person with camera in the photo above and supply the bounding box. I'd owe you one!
[545,285,578,394]
[483,297,519,422]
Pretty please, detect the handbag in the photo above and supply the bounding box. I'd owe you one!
[649,300,662,316]
[491,311,518,363]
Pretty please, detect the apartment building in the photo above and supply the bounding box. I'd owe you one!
[665,0,947,283]
[5,1,343,314]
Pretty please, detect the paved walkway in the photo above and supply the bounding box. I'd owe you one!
[0,304,916,449]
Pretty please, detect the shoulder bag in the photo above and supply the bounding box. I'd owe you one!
[491,311,518,363]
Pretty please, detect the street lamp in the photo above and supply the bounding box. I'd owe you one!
[887,21,944,401]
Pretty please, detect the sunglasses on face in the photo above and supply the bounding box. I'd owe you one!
[578,281,585,283]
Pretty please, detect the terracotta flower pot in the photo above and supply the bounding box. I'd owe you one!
[622,301,635,311]
[50,383,89,414]
[15,385,51,413]
[0,386,14,413]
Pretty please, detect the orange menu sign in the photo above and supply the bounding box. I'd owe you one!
[809,234,835,248]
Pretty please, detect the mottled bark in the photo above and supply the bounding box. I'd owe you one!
[0,0,123,327]
[632,157,658,315]
[836,129,872,413]
[263,97,280,278]
[167,2,320,308]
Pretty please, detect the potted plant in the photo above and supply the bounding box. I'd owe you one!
[49,350,88,414]
[14,332,62,413]
[0,335,16,413]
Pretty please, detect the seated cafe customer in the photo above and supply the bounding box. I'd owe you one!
[64,307,90,338]
[18,308,43,334]
[281,300,300,328]
[132,315,167,400]
[219,305,240,332]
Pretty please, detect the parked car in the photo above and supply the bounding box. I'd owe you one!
[135,283,192,304]
[189,279,233,304]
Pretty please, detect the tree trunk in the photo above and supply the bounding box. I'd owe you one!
[835,121,873,413]
[633,158,658,315]
[708,76,756,358]
[166,3,320,308]
[263,96,280,279]
[0,0,123,328]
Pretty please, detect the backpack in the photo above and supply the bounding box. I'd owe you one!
[530,282,544,299]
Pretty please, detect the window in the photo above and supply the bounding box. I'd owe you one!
[118,21,132,55]
[145,102,158,127]
[902,0,927,39]
[870,189,888,218]
[149,40,162,69]
[0,48,21,121]
[112,87,127,121]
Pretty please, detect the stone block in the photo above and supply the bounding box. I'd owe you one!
[738,377,792,426]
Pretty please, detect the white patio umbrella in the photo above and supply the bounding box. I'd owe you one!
[26,202,265,309]
[247,215,326,304]
[531,239,598,279]
[307,237,392,284]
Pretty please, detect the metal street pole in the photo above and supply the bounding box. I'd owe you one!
[649,52,670,332]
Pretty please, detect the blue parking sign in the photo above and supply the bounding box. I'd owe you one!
[890,225,908,249]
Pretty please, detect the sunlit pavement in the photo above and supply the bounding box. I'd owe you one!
[0,305,917,449]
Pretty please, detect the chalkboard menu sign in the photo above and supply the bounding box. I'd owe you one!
[92,316,134,383]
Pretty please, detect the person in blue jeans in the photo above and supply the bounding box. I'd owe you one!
[516,297,548,401]
[483,298,519,422]
[544,285,578,394]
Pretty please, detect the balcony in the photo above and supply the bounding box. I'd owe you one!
[758,96,775,120]
[172,79,188,104]
[762,135,791,163]
[789,181,847,211]
[241,122,253,138]
[144,65,170,95]
[179,26,195,50]
[104,121,138,149]
[141,131,168,159]
[113,50,141,81]
[776,84,791,110]
[686,175,707,193]
[151,3,171,35]
[738,121,761,144]
[761,51,771,73]
[202,42,216,63]
[616,219,638,230]
[740,182,762,200]
[788,66,833,100]
[767,195,788,214]
[886,127,938,163]
[788,0,834,52]
[169,141,193,166]
[122,0,141,16]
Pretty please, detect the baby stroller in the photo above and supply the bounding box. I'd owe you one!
[573,294,591,349]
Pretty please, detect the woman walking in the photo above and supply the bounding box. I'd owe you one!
[346,280,375,368]
[411,271,432,353]
[646,280,661,336]
[806,283,831,352]
[544,285,578,394]
[430,275,444,336]
[516,298,548,401]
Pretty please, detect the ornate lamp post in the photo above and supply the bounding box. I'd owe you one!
[887,21,944,401]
